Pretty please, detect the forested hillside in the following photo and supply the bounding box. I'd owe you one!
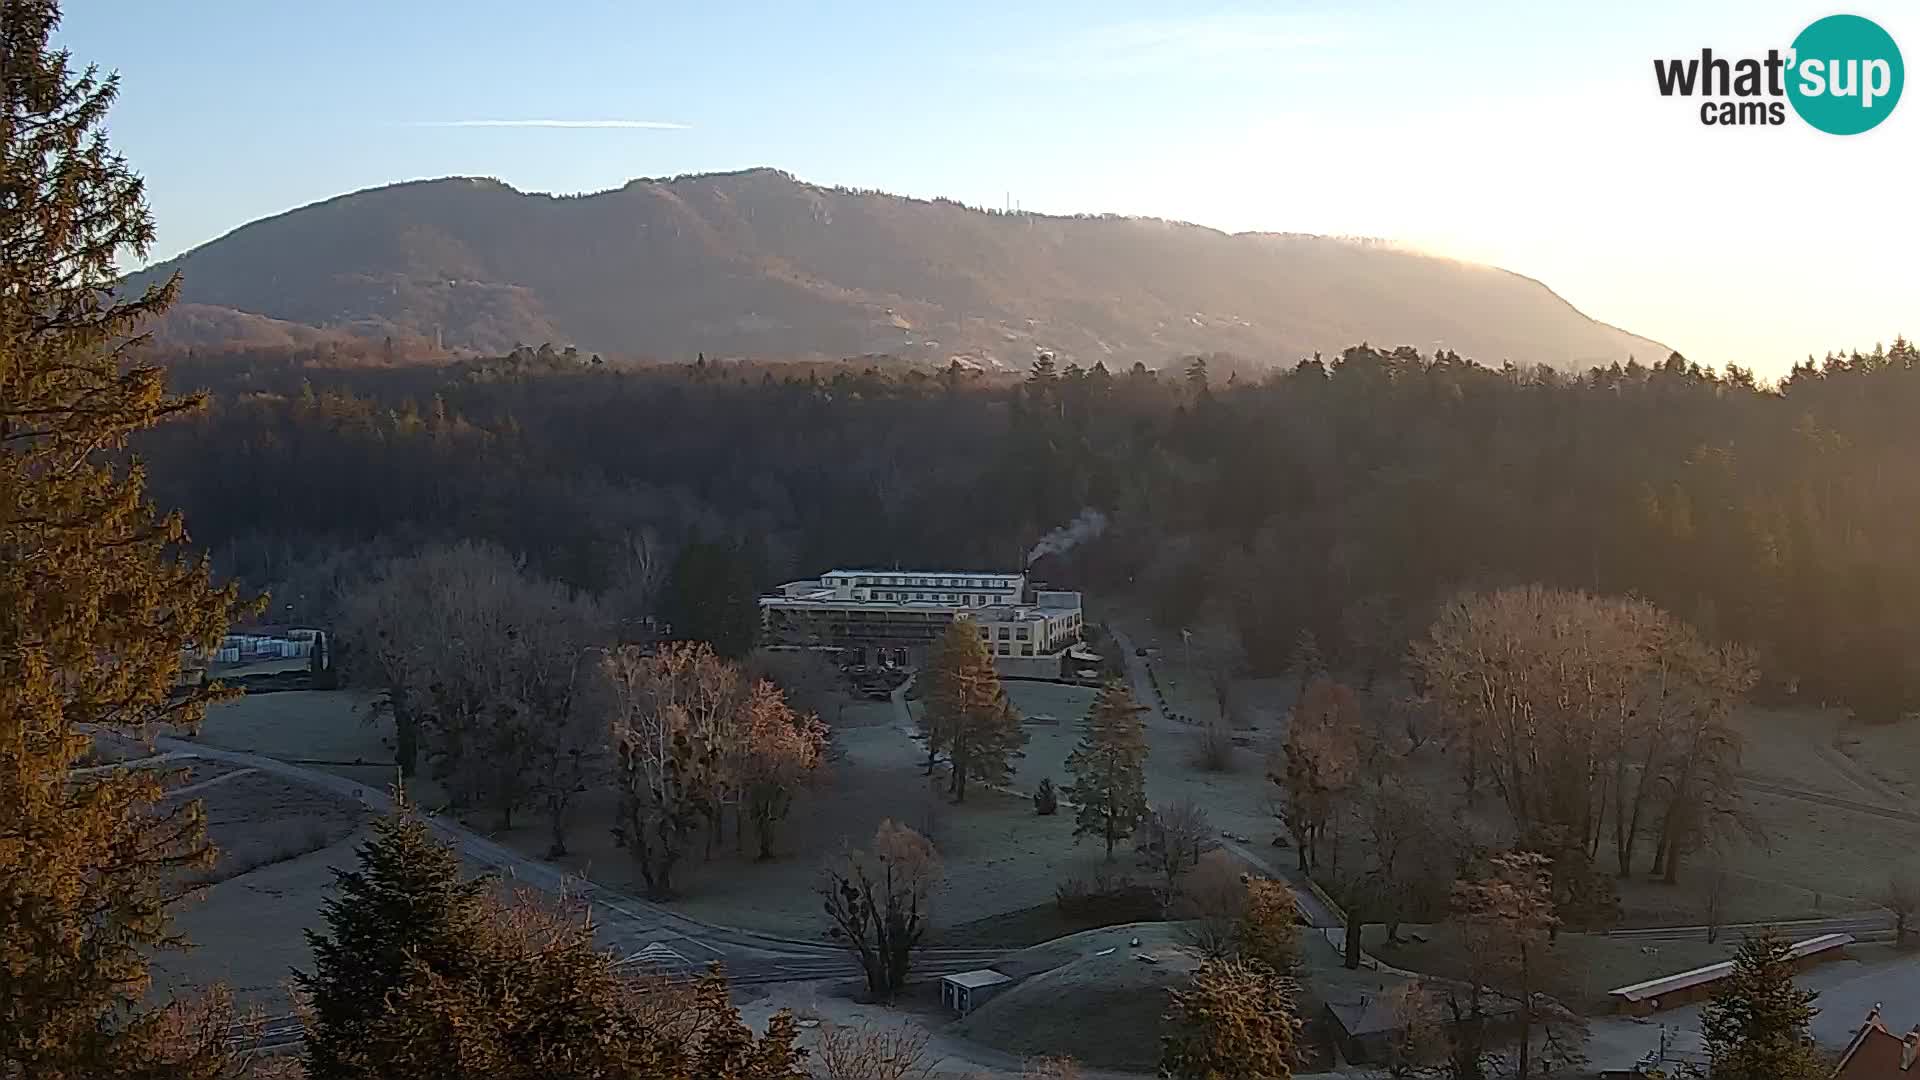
[141,340,1920,718]
[126,168,1665,371]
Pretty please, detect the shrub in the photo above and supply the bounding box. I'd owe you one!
[1034,776,1059,816]
[1190,720,1236,772]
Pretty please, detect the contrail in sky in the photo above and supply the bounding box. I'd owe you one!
[411,119,691,129]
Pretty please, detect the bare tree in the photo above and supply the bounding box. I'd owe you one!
[602,642,746,897]
[337,542,606,839]
[1884,864,1920,949]
[819,821,940,1000]
[747,647,845,728]
[1412,587,1756,891]
[1138,796,1216,908]
[1191,719,1236,772]
[812,1021,934,1080]
[1172,851,1248,958]
[1701,856,1733,944]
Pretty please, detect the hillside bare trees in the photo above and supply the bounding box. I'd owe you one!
[819,820,941,1000]
[1412,586,1757,894]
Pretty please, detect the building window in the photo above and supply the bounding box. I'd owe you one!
[1021,645,1034,656]
[1016,627,1030,639]
[978,627,989,638]
[997,627,1010,639]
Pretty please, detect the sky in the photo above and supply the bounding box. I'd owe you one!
[59,1,1917,377]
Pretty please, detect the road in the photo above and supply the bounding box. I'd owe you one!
[1105,625,1344,931]
[146,736,1007,986]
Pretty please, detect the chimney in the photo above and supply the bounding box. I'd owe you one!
[1902,1025,1918,1071]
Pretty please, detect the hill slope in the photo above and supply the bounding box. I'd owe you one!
[131,168,1665,369]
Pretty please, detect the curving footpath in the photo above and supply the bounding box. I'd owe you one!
[147,735,1006,985]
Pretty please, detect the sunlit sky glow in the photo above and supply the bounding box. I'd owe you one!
[63,0,1916,377]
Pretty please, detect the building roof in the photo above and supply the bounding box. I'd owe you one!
[1607,933,1852,1004]
[940,969,1014,990]
[1835,1006,1920,1078]
[823,569,1023,581]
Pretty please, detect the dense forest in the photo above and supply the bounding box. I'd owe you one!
[140,338,1920,719]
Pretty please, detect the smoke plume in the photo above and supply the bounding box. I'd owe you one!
[1027,509,1108,565]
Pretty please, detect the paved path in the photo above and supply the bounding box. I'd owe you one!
[152,735,1006,985]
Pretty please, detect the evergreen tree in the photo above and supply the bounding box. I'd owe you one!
[1062,679,1150,857]
[1701,931,1826,1080]
[294,797,492,1079]
[661,539,758,659]
[923,620,1026,802]
[299,803,807,1080]
[0,3,245,1074]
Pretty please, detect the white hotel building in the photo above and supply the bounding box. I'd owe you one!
[759,569,1084,675]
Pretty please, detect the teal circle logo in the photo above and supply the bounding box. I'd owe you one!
[1787,14,1904,134]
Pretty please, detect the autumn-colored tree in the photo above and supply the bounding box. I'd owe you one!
[1270,675,1360,872]
[1450,852,1570,1080]
[922,620,1025,802]
[1159,957,1302,1079]
[819,820,940,999]
[1238,878,1303,973]
[739,679,827,859]
[0,2,246,1075]
[1062,679,1149,857]
[1701,931,1825,1080]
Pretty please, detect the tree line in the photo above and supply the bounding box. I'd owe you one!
[138,334,1920,724]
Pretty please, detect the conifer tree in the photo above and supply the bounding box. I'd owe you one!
[294,797,491,1079]
[0,2,245,1075]
[298,803,808,1080]
[923,619,1025,802]
[1701,931,1826,1080]
[1062,679,1150,857]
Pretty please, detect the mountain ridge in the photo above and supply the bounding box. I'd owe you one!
[129,167,1669,369]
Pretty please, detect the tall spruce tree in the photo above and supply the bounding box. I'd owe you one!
[1701,931,1826,1080]
[298,803,807,1080]
[294,797,492,1079]
[1063,679,1150,857]
[0,2,245,1075]
[923,620,1025,802]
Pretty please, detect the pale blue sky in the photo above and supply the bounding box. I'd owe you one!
[60,1,1917,375]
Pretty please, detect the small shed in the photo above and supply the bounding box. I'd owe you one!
[940,969,1014,1016]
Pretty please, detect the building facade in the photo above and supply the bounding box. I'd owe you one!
[760,569,1083,673]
